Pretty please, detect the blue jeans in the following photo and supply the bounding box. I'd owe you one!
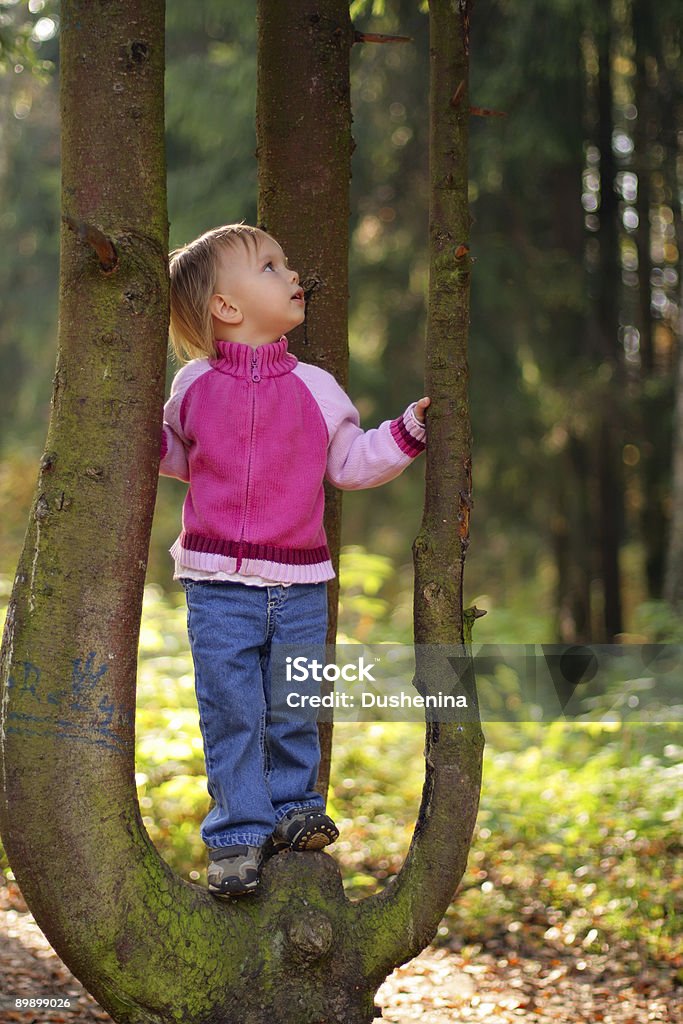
[182,579,327,849]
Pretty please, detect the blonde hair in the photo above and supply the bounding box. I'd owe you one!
[168,223,269,362]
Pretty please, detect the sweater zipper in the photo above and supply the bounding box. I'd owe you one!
[236,351,261,570]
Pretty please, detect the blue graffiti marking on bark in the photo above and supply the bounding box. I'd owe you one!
[5,710,123,751]
[120,707,136,728]
[7,661,41,697]
[7,656,107,709]
[71,652,109,698]
[7,710,48,725]
[4,650,122,751]
[21,662,41,696]
[5,724,121,751]
[96,694,118,743]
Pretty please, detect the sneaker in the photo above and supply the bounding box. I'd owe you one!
[206,844,264,896]
[272,809,339,851]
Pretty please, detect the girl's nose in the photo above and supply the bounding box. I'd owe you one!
[290,269,299,284]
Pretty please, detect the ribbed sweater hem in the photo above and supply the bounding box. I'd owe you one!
[170,540,335,584]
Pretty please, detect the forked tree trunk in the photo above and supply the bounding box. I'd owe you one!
[595,2,624,640]
[664,130,683,609]
[0,2,482,1022]
[255,0,354,799]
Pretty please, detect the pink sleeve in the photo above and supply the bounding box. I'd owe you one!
[159,359,212,482]
[159,424,189,481]
[293,364,426,491]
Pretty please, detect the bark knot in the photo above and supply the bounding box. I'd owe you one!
[423,582,442,604]
[35,495,50,521]
[285,907,333,961]
[64,215,118,273]
[121,40,151,68]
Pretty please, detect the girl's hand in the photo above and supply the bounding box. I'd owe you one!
[414,397,431,424]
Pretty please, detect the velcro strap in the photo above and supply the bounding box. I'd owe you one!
[208,845,250,861]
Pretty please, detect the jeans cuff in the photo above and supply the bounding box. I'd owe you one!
[205,832,271,849]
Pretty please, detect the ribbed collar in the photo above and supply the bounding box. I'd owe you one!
[211,336,298,378]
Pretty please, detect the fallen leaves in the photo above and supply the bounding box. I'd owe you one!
[2,882,682,1024]
[376,946,682,1024]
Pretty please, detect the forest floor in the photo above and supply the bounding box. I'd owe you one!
[1,880,680,1024]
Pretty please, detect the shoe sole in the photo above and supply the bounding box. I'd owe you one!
[289,822,339,851]
[209,879,260,897]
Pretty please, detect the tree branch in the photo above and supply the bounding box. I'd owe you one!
[451,82,507,117]
[63,215,118,272]
[470,105,507,117]
[353,30,412,44]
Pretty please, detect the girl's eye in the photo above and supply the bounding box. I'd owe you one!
[264,261,274,272]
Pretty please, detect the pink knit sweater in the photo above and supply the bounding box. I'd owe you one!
[160,337,426,583]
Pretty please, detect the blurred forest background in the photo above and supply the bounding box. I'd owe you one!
[2,0,683,643]
[1,0,682,976]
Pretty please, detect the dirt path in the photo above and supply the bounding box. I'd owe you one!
[1,881,680,1023]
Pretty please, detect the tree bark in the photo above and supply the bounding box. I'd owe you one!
[255,0,354,800]
[595,2,624,639]
[663,66,683,608]
[354,0,484,977]
[553,434,593,643]
[632,0,654,377]
[632,0,670,601]
[0,1,197,1019]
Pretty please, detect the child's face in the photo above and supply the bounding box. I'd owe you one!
[211,235,305,346]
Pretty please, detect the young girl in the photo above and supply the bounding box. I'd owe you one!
[159,223,429,896]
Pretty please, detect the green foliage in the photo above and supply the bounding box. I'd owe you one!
[633,600,683,643]
[0,0,57,79]
[333,719,683,966]
[134,585,209,876]
[0,0,59,450]
[165,0,259,242]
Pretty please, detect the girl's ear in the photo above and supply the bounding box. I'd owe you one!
[210,292,243,325]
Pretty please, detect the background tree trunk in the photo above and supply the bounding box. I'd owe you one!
[664,92,683,607]
[632,0,670,602]
[594,0,624,640]
[255,0,354,799]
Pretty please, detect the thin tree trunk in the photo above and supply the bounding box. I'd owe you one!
[633,0,654,376]
[553,434,592,643]
[664,89,683,608]
[665,309,683,609]
[355,0,484,976]
[256,0,354,800]
[597,412,623,638]
[595,4,624,639]
[632,0,669,600]
[548,75,592,640]
[657,12,682,607]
